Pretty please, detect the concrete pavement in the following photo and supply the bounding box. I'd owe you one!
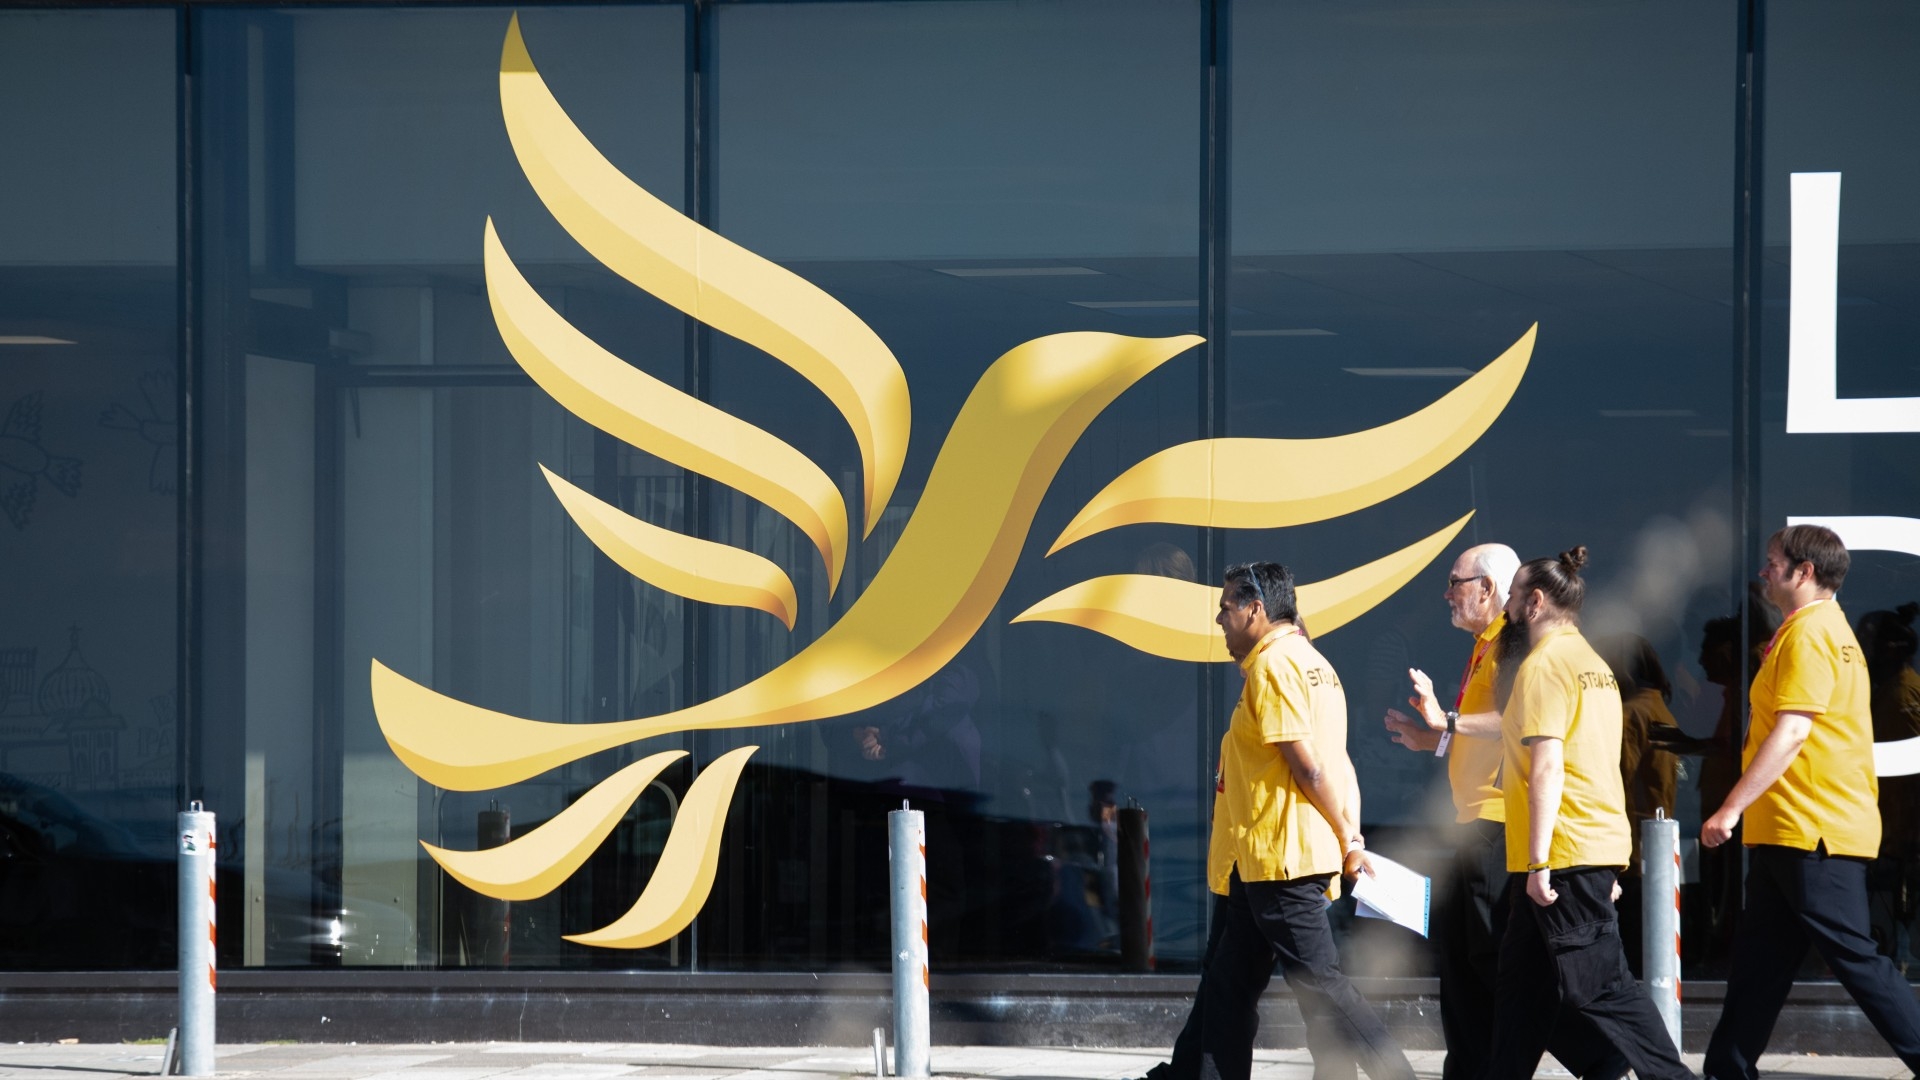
[0,1043,1906,1080]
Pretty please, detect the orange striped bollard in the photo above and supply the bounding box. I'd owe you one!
[178,801,217,1075]
[889,801,929,1077]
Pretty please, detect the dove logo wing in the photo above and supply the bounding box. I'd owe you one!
[369,14,1539,948]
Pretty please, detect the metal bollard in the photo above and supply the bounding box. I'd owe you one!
[888,802,929,1078]
[178,802,217,1076]
[472,803,512,966]
[1641,810,1682,1051]
[1117,804,1153,972]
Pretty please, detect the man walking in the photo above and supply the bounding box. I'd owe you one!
[1199,561,1413,1080]
[1485,547,1691,1080]
[1701,524,1920,1079]
[1385,543,1624,1080]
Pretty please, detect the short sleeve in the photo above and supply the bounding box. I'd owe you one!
[1517,657,1573,743]
[1253,658,1313,744]
[1771,626,1837,716]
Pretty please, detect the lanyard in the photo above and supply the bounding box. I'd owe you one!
[1456,633,1494,711]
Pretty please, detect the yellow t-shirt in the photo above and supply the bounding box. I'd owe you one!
[1208,625,1348,896]
[1450,615,1507,825]
[1502,624,1632,872]
[1743,599,1878,857]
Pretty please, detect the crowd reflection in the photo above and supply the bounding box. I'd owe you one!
[1597,633,1680,973]
[1863,603,1920,971]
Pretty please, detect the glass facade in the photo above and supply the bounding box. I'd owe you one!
[0,0,1914,987]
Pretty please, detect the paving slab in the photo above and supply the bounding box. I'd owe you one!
[0,1043,1905,1080]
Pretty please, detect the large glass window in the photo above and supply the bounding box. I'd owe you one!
[702,0,1205,969]
[191,5,687,968]
[17,0,1919,989]
[0,9,180,969]
[1762,0,1920,978]
[1232,0,1739,978]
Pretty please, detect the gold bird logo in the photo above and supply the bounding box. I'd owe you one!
[371,14,1537,949]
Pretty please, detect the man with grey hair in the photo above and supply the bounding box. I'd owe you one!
[1386,543,1624,1080]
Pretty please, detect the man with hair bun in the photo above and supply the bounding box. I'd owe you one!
[1198,561,1413,1080]
[1485,547,1691,1080]
[1701,525,1920,1080]
[1385,543,1624,1080]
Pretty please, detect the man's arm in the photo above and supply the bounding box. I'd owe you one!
[1409,669,1502,738]
[1525,736,1564,906]
[1701,711,1813,848]
[1277,738,1372,878]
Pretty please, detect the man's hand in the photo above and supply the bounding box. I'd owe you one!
[1526,868,1558,907]
[1702,807,1740,848]
[1385,708,1442,752]
[1343,848,1376,880]
[855,726,885,761]
[1408,668,1447,729]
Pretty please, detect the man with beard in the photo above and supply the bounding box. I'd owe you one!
[1198,561,1413,1080]
[1485,547,1691,1080]
[1700,526,1920,1080]
[1386,544,1625,1080]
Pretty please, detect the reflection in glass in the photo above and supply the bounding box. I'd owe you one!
[0,9,180,970]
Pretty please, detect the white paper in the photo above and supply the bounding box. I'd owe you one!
[1350,854,1430,938]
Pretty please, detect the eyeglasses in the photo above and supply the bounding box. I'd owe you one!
[1446,574,1489,593]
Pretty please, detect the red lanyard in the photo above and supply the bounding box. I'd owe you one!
[1456,635,1493,711]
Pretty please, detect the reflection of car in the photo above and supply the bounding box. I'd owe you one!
[0,773,417,969]
[0,772,175,969]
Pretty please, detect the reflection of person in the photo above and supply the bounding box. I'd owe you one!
[1485,547,1689,1080]
[1197,562,1413,1080]
[1384,543,1624,1080]
[851,657,983,793]
[1662,594,1778,966]
[1700,526,1920,1080]
[1111,543,1202,826]
[1596,633,1681,972]
[1598,634,1680,849]
[1861,603,1920,861]
[1861,604,1920,964]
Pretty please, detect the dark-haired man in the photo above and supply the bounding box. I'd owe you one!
[1198,562,1414,1080]
[1701,525,1920,1080]
[1485,548,1691,1080]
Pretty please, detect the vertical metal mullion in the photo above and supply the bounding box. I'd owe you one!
[1732,5,1764,744]
[1730,0,1765,914]
[312,357,346,967]
[1196,0,1232,950]
[683,0,715,974]
[175,3,197,813]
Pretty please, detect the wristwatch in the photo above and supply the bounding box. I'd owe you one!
[1527,861,1550,873]
[1445,710,1459,734]
[1346,836,1366,853]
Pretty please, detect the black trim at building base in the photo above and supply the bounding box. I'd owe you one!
[0,972,1907,1055]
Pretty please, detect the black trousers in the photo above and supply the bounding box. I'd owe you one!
[1435,821,1627,1080]
[1157,893,1355,1080]
[1705,844,1920,1080]
[1199,869,1414,1080]
[1150,894,1237,1080]
[1486,867,1690,1080]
